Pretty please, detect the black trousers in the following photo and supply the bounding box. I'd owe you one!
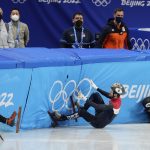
[79,92,106,122]
[59,92,104,121]
[0,115,6,124]
[84,92,105,111]
[78,92,114,128]
[59,93,114,128]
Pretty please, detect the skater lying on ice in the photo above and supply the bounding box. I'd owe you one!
[48,79,125,128]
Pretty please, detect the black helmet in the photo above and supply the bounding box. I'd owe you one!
[142,97,150,109]
[111,83,125,95]
[142,97,150,115]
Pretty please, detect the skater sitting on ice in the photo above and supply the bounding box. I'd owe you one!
[0,111,16,127]
[48,79,125,128]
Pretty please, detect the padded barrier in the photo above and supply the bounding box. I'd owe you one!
[0,48,150,130]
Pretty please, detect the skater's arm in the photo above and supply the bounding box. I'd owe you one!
[89,80,112,99]
[97,88,113,99]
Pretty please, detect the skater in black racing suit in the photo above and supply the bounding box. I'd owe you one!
[50,80,125,128]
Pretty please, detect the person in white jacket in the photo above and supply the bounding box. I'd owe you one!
[9,8,29,48]
[0,7,15,48]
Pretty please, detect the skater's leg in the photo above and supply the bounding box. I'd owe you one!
[52,109,96,124]
[0,115,7,124]
[55,113,79,121]
[90,92,105,104]
[78,108,96,122]
[84,92,104,110]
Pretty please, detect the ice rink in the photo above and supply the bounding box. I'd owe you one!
[0,123,150,150]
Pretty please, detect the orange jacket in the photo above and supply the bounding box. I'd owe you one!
[98,19,132,49]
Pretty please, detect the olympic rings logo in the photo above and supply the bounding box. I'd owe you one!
[48,78,92,112]
[11,0,27,3]
[130,37,150,50]
[92,0,111,7]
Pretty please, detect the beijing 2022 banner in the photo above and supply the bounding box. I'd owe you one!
[21,60,150,129]
[1,0,150,47]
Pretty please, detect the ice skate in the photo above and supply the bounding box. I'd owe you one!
[6,111,17,127]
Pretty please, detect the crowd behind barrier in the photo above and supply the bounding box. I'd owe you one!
[1,1,150,48]
[0,48,150,130]
[1,5,150,50]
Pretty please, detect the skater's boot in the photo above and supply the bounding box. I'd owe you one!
[54,111,68,121]
[54,111,62,120]
[6,111,17,127]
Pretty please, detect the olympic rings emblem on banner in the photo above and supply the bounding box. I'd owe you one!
[48,78,92,111]
[130,37,150,50]
[11,0,27,3]
[92,0,111,7]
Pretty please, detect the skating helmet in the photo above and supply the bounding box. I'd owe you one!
[111,83,125,95]
[142,97,150,112]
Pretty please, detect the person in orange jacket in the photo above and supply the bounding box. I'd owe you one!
[96,8,132,49]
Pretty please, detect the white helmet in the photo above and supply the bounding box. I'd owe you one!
[111,83,125,95]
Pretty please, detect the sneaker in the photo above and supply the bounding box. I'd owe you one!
[6,111,17,127]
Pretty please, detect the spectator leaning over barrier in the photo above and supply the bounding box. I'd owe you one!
[96,8,132,49]
[0,111,16,127]
[0,7,14,48]
[48,80,125,128]
[60,12,95,48]
[9,8,29,48]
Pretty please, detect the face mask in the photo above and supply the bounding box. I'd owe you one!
[0,14,2,20]
[75,20,83,28]
[116,17,123,24]
[11,15,19,22]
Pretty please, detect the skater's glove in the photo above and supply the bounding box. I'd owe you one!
[77,91,87,101]
[89,80,98,90]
